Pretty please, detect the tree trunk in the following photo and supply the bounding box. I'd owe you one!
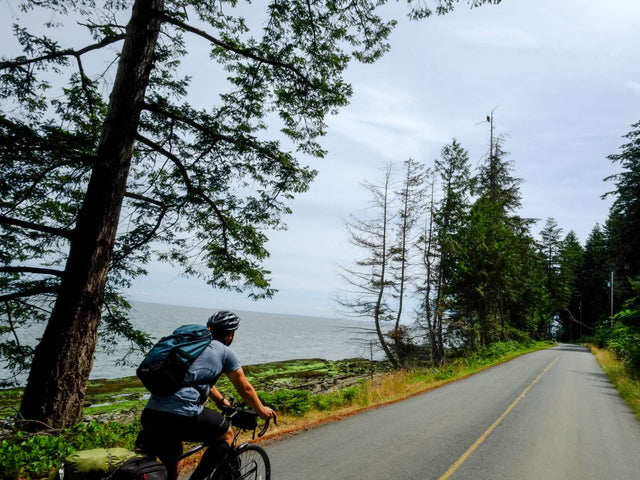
[375,168,399,369]
[18,0,164,430]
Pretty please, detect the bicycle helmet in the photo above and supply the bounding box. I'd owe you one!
[207,310,241,332]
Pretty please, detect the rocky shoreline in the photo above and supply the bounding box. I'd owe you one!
[1,358,390,427]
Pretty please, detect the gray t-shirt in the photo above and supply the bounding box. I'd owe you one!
[145,339,241,416]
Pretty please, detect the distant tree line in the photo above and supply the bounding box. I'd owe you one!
[338,117,640,372]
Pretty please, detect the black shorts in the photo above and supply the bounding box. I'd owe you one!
[139,408,230,465]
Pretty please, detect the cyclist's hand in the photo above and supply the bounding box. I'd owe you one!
[259,406,275,421]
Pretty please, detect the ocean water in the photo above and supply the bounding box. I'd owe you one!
[1,302,385,386]
[89,302,381,380]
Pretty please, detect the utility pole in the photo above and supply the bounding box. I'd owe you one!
[610,271,614,328]
[579,299,583,338]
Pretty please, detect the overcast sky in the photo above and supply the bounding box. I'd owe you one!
[5,0,640,318]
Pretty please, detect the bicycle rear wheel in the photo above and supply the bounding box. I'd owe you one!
[232,444,270,480]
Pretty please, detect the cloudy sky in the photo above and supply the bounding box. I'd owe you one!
[5,0,640,318]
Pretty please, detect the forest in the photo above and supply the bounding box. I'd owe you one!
[338,117,640,373]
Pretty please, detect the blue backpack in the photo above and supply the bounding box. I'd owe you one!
[136,324,212,396]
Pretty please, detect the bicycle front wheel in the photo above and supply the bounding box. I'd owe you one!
[233,444,270,480]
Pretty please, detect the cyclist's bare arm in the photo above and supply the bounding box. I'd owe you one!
[227,368,275,420]
[208,385,230,408]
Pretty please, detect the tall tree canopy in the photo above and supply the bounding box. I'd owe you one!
[579,224,611,327]
[604,120,640,301]
[557,231,585,339]
[587,120,640,372]
[419,139,471,364]
[0,0,502,429]
[452,130,535,345]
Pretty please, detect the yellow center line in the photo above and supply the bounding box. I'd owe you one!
[438,355,560,480]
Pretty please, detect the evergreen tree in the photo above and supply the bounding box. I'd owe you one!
[454,128,533,345]
[579,224,610,328]
[418,139,471,363]
[538,221,586,340]
[559,231,585,339]
[539,217,564,328]
[604,120,640,301]
[506,228,547,339]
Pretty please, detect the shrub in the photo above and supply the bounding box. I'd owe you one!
[463,340,541,370]
[595,277,640,376]
[433,366,455,381]
[596,321,640,376]
[310,385,362,411]
[259,385,365,415]
[258,389,311,416]
[0,420,140,480]
[475,341,517,362]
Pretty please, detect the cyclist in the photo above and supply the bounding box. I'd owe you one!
[138,311,275,480]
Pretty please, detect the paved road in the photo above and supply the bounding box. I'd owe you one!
[265,345,640,480]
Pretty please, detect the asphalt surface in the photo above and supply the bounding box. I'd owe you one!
[264,344,640,480]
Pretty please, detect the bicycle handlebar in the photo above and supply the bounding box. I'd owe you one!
[258,412,277,438]
[220,404,277,439]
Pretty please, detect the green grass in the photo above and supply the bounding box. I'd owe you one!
[587,344,640,422]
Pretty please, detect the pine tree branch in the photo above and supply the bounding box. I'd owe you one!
[15,298,53,315]
[305,0,320,52]
[0,34,126,70]
[134,134,230,250]
[0,285,59,302]
[141,102,286,164]
[124,191,166,208]
[111,194,169,268]
[2,161,73,216]
[4,301,22,349]
[160,13,313,88]
[142,101,225,143]
[74,55,96,117]
[0,214,73,239]
[0,266,64,277]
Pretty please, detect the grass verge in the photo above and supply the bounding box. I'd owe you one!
[586,343,640,422]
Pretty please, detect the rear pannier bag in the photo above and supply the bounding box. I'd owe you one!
[136,324,212,396]
[48,448,141,480]
[108,457,168,480]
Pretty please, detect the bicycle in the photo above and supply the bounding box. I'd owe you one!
[174,403,277,480]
